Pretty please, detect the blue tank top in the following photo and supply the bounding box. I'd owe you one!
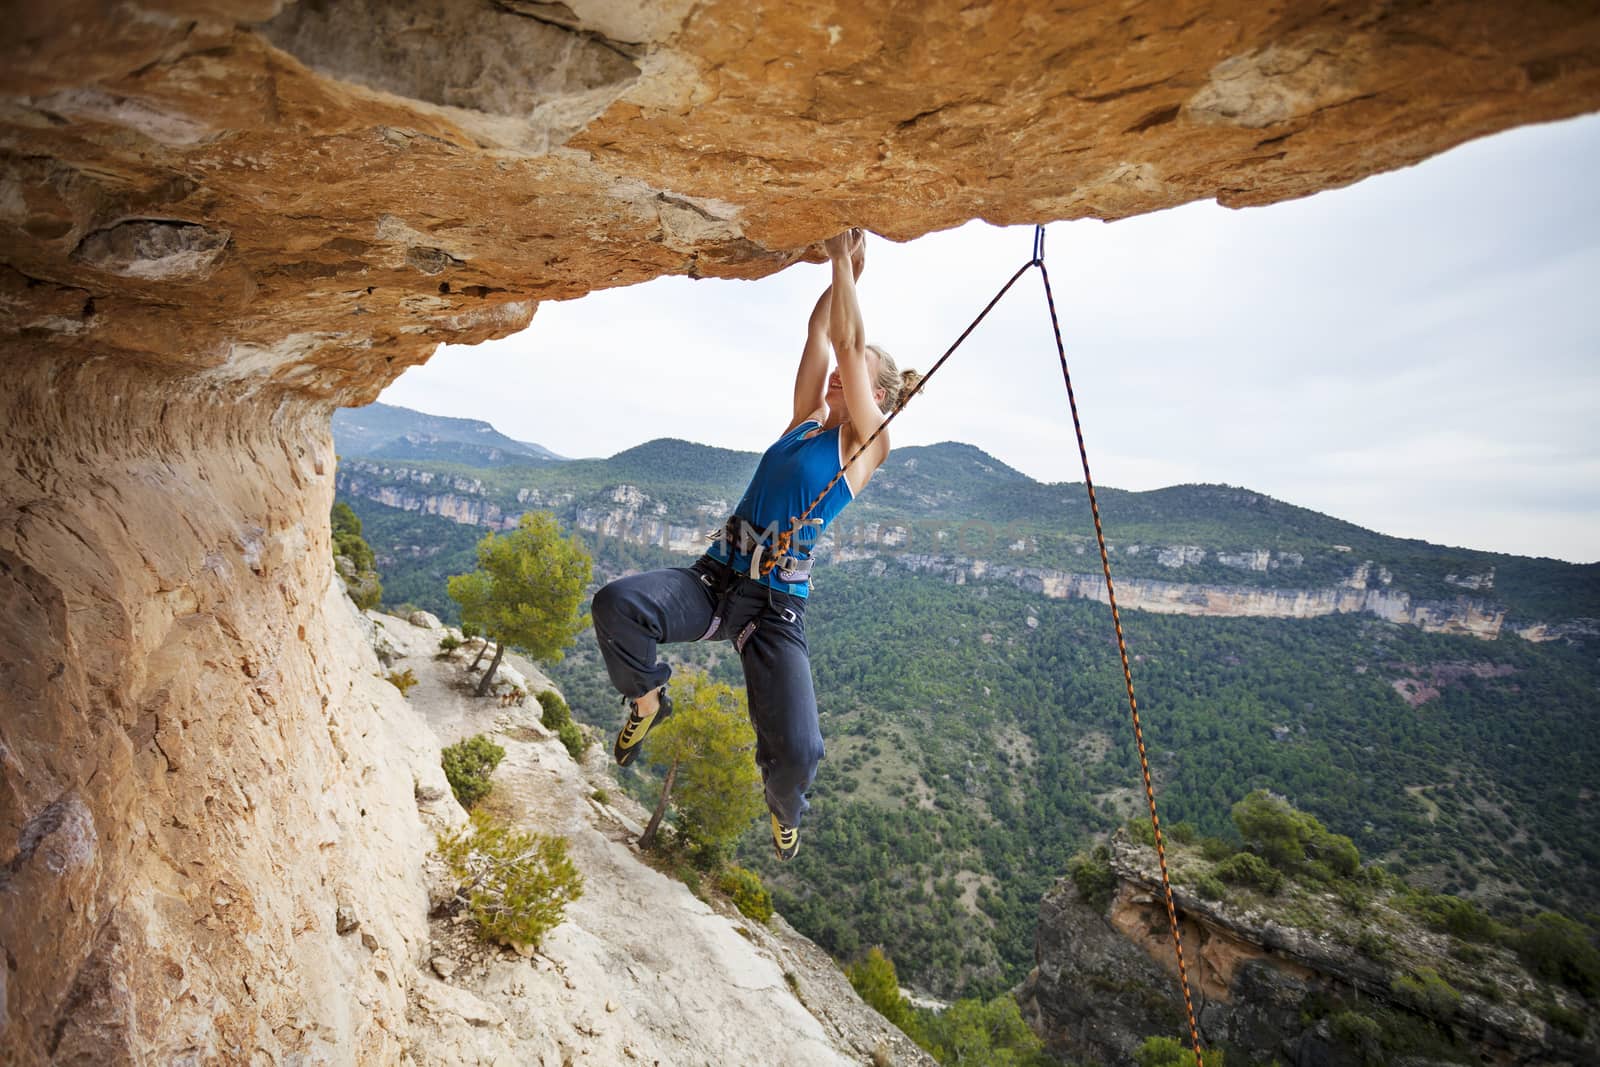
[707,420,855,597]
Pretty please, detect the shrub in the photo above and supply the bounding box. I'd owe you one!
[1190,872,1226,901]
[1400,891,1496,941]
[437,633,462,654]
[1214,852,1284,894]
[1307,829,1361,878]
[1355,927,1394,963]
[385,667,419,696]
[537,689,572,730]
[557,719,587,762]
[1516,912,1600,996]
[1232,790,1309,867]
[441,734,506,809]
[718,865,774,924]
[1134,1035,1224,1066]
[1069,846,1117,911]
[436,809,583,949]
[1169,821,1198,844]
[1334,881,1369,914]
[1390,968,1462,1019]
[1199,836,1235,862]
[1126,817,1157,847]
[1543,1002,1588,1038]
[848,947,917,1033]
[591,788,610,805]
[1330,1011,1383,1063]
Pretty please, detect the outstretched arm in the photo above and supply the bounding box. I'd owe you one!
[788,237,865,433]
[826,230,886,438]
[788,288,833,432]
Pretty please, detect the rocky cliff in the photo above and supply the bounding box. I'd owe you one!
[333,466,1514,638]
[1016,835,1596,1067]
[840,550,1509,638]
[5,2,1600,1061]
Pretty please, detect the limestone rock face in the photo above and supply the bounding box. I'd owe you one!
[2,1,1598,393]
[3,3,1599,1062]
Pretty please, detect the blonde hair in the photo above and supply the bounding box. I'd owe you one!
[867,344,922,413]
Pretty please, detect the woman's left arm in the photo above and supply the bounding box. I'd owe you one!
[826,230,887,448]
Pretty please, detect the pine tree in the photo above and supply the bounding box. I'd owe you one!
[639,669,765,854]
[445,512,592,696]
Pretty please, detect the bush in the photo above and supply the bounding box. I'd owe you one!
[1232,790,1308,867]
[1214,852,1284,894]
[557,719,587,762]
[1516,912,1600,996]
[441,734,506,809]
[1330,1011,1383,1063]
[1308,829,1361,877]
[1390,968,1462,1019]
[332,502,383,609]
[1334,881,1369,914]
[1190,872,1226,901]
[591,788,610,805]
[1355,927,1394,963]
[1543,1002,1588,1038]
[1126,817,1157,847]
[1200,836,1235,862]
[1134,1035,1224,1066]
[385,667,419,696]
[847,947,917,1034]
[537,689,572,729]
[436,809,583,949]
[1400,891,1496,941]
[718,865,774,924]
[438,633,462,654]
[1169,821,1198,844]
[1069,846,1117,911]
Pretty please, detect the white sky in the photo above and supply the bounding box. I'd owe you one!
[382,114,1600,564]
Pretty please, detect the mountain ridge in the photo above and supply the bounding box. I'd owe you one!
[336,404,1600,629]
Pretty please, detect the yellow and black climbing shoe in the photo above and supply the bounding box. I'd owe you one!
[613,688,672,767]
[771,814,800,861]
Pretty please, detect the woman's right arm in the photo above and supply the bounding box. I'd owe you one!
[787,288,833,433]
[787,236,865,434]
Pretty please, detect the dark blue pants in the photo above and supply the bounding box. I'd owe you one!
[590,555,824,827]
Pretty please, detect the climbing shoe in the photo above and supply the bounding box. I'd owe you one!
[771,814,800,861]
[612,688,672,767]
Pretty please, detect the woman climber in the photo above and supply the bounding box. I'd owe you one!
[589,227,920,860]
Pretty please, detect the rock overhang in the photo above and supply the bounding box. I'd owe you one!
[2,0,1598,402]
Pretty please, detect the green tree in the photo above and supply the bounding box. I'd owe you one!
[918,995,1052,1067]
[331,501,382,609]
[1232,790,1312,868]
[446,512,592,697]
[847,947,918,1034]
[639,669,765,856]
[1517,912,1600,996]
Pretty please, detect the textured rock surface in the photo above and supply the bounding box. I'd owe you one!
[1015,835,1597,1066]
[3,2,1599,1062]
[337,611,936,1066]
[3,1,1599,391]
[0,357,457,1062]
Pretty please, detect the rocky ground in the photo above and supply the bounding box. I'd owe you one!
[367,610,934,1067]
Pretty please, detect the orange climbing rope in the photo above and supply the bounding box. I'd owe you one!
[1035,226,1207,1067]
[763,225,1207,1067]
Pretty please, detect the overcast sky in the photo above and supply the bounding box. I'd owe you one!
[382,114,1600,564]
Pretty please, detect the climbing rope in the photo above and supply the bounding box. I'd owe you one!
[1035,227,1207,1067]
[775,225,1207,1067]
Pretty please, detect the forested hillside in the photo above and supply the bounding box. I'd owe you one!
[335,404,1600,999]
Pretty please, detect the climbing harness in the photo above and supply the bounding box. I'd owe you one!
[738,224,1207,1067]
